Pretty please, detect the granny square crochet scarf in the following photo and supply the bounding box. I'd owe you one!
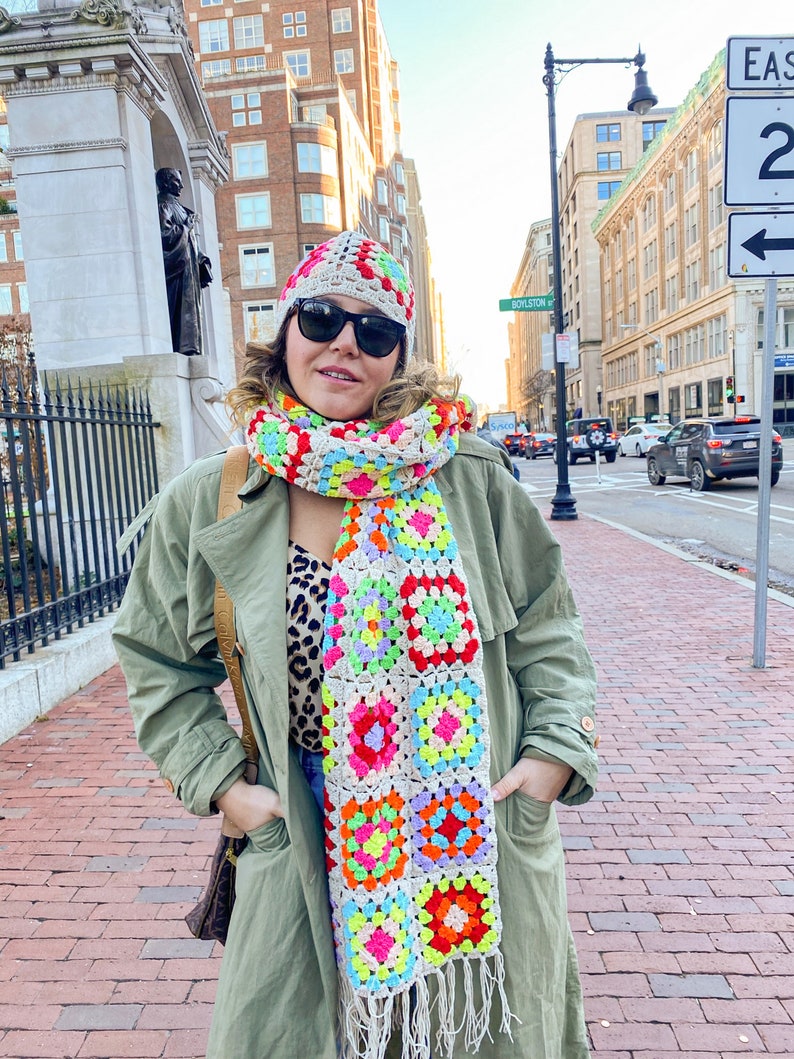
[247,394,513,1059]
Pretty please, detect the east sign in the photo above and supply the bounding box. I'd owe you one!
[727,37,794,91]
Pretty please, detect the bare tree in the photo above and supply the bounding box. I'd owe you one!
[521,370,554,430]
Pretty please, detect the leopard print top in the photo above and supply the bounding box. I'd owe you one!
[286,541,329,752]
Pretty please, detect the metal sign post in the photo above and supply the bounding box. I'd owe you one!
[724,35,794,667]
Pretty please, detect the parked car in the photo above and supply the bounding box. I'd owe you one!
[554,417,618,464]
[525,432,556,459]
[618,422,673,457]
[646,415,783,492]
[503,431,528,456]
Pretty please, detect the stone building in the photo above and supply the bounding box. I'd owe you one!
[594,51,794,432]
[506,219,553,429]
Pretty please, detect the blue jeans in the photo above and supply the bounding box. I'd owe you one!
[293,743,325,813]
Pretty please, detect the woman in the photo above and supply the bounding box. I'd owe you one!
[113,231,599,1059]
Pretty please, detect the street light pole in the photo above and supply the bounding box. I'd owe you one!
[544,43,658,521]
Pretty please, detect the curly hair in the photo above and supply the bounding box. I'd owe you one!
[226,315,460,428]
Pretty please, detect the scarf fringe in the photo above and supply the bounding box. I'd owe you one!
[337,954,516,1059]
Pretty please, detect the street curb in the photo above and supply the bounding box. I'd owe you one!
[0,613,118,745]
[582,511,794,608]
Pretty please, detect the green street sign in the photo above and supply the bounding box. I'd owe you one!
[499,294,554,312]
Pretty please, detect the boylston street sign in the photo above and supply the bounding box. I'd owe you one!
[498,294,554,312]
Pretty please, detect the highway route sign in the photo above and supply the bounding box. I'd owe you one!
[724,95,794,206]
[727,211,794,277]
[727,37,794,91]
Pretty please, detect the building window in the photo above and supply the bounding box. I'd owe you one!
[684,149,698,191]
[627,258,636,291]
[708,244,725,289]
[395,192,406,216]
[378,216,389,243]
[597,151,621,171]
[17,283,28,314]
[202,58,231,78]
[708,121,723,169]
[244,302,276,343]
[664,222,677,262]
[334,48,354,74]
[234,15,264,49]
[240,245,275,287]
[198,19,229,52]
[707,315,727,360]
[684,203,699,247]
[300,192,341,226]
[331,7,352,32]
[0,234,6,263]
[642,120,666,149]
[302,243,319,256]
[236,192,271,229]
[685,325,705,365]
[201,0,222,6]
[665,274,678,312]
[394,160,405,185]
[0,285,11,314]
[708,184,723,231]
[345,89,357,113]
[233,142,268,179]
[644,288,658,325]
[642,195,656,233]
[12,231,21,261]
[296,142,338,176]
[643,240,658,280]
[231,93,261,126]
[685,381,702,416]
[597,180,621,200]
[685,259,700,301]
[236,55,266,72]
[596,122,620,142]
[663,173,676,213]
[282,11,307,37]
[376,178,388,206]
[285,50,311,78]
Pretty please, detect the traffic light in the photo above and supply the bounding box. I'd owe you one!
[736,394,745,404]
[726,376,735,403]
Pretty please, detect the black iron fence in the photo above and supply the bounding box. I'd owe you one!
[0,362,159,667]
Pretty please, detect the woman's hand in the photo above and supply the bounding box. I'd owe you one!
[491,756,573,805]
[216,777,284,833]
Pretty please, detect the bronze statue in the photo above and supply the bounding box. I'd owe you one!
[156,167,213,356]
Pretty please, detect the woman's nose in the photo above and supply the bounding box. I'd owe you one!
[331,321,359,354]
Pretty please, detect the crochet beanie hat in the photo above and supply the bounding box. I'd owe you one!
[276,230,416,360]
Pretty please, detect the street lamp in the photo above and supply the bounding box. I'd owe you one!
[544,43,658,520]
[620,323,666,421]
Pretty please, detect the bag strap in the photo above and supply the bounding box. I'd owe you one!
[214,445,258,784]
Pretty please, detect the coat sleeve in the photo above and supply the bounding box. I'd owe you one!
[112,470,247,817]
[487,461,599,806]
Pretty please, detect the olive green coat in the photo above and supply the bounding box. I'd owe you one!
[113,435,598,1059]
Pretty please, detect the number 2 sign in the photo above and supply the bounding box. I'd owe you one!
[724,96,794,207]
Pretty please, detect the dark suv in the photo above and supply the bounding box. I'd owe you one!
[646,415,783,491]
[554,417,618,464]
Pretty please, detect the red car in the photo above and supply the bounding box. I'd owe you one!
[526,432,556,459]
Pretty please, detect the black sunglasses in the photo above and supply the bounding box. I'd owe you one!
[294,298,405,358]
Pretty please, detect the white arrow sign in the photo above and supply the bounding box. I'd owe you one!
[727,211,794,278]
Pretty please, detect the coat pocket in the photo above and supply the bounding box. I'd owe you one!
[245,816,290,853]
[505,791,559,845]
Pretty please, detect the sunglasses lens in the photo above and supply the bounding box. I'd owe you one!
[356,316,404,358]
[297,300,345,342]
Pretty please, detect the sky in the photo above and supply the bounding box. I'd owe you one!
[378,0,789,410]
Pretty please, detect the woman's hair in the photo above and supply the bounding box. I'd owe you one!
[226,314,460,427]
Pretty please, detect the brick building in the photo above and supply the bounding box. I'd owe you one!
[0,102,29,346]
[184,0,440,371]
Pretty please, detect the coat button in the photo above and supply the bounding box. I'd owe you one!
[162,778,174,793]
[581,716,595,733]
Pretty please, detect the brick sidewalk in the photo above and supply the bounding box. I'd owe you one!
[1,514,792,1058]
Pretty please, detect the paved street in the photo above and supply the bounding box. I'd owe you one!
[1,513,793,1058]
